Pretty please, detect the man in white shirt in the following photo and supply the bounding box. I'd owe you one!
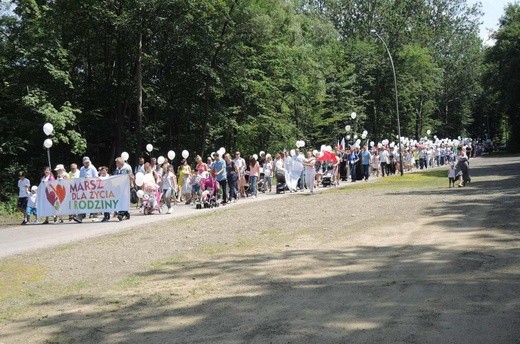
[379,148,389,177]
[79,156,98,178]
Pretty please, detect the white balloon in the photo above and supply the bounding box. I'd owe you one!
[300,141,305,148]
[136,190,145,198]
[43,138,53,148]
[135,172,144,187]
[370,141,375,147]
[427,129,431,135]
[219,147,226,155]
[312,149,318,156]
[346,135,351,140]
[361,134,367,139]
[157,156,165,165]
[290,149,296,157]
[146,144,153,152]
[182,150,189,159]
[362,130,368,136]
[345,125,351,132]
[351,112,357,119]
[43,123,54,136]
[253,154,259,160]
[259,151,265,156]
[211,152,216,158]
[354,134,358,140]
[168,150,175,160]
[121,152,129,161]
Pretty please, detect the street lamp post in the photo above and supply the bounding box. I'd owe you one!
[370,29,403,176]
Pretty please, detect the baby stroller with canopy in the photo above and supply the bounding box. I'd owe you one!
[142,183,165,215]
[198,175,220,209]
[275,169,287,194]
[321,164,334,187]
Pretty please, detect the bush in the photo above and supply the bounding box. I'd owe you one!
[0,194,19,215]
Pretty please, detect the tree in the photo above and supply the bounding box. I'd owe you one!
[484,3,520,151]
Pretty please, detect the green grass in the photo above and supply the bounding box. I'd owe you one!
[331,168,448,192]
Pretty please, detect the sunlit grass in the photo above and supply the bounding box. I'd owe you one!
[332,168,448,192]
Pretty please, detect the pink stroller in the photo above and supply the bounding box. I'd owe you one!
[198,175,220,209]
[142,183,164,215]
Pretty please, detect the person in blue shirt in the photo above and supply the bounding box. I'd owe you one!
[361,145,372,181]
[211,153,228,204]
[347,148,359,182]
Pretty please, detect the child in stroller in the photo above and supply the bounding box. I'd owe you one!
[198,174,220,209]
[142,183,164,214]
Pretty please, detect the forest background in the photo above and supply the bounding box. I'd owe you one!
[1,0,519,203]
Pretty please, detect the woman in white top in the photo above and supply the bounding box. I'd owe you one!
[161,163,176,213]
[303,151,316,194]
[263,155,274,193]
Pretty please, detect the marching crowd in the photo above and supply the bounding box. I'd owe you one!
[16,141,476,225]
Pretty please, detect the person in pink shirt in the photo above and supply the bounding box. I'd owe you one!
[248,156,260,198]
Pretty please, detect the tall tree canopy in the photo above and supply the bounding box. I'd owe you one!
[1,0,517,201]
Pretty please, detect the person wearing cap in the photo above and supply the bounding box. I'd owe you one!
[79,156,98,178]
[74,157,98,223]
[26,186,39,224]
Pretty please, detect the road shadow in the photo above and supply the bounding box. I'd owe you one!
[14,244,520,344]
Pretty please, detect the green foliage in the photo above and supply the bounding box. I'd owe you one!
[483,3,520,151]
[0,0,512,201]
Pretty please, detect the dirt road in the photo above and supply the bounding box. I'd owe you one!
[0,156,519,343]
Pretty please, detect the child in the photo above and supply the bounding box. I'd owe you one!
[190,171,201,205]
[448,163,456,188]
[27,186,38,224]
[18,171,30,225]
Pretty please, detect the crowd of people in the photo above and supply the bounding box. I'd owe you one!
[16,140,476,226]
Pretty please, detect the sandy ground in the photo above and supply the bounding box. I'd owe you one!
[0,155,519,344]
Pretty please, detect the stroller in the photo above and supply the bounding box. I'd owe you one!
[198,175,220,209]
[275,170,287,194]
[142,183,165,215]
[321,167,334,187]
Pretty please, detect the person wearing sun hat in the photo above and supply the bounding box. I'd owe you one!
[53,164,69,223]
[54,164,69,180]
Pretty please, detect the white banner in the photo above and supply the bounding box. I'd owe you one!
[37,175,130,217]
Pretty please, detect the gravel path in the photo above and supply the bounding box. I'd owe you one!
[0,156,519,344]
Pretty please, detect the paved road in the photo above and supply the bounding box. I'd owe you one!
[3,172,385,258]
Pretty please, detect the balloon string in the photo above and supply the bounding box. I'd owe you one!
[47,148,52,169]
